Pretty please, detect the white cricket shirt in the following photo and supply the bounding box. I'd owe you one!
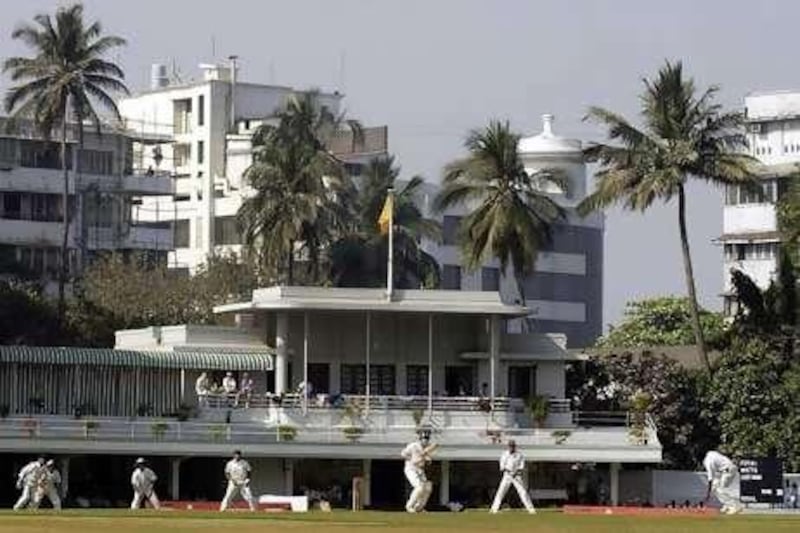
[225,458,251,484]
[703,451,735,481]
[499,450,526,475]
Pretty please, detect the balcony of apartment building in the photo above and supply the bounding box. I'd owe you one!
[327,126,388,161]
[0,191,75,247]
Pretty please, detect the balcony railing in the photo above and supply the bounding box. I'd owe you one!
[0,413,657,450]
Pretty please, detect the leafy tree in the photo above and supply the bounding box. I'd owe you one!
[434,120,566,301]
[0,281,65,345]
[568,351,716,469]
[597,297,727,350]
[577,61,756,372]
[77,253,256,335]
[330,156,441,288]
[237,91,359,285]
[3,3,129,321]
[706,336,800,471]
[777,172,800,263]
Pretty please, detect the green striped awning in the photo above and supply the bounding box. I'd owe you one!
[0,346,273,371]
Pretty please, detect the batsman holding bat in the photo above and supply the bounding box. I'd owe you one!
[401,429,437,513]
[490,439,536,514]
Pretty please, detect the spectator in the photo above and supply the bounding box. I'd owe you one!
[789,482,798,509]
[195,372,210,407]
[297,380,313,399]
[237,373,254,408]
[222,372,237,406]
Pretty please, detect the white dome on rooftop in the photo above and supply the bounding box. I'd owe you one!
[518,114,582,155]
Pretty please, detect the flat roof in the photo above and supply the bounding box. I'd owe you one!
[214,286,531,317]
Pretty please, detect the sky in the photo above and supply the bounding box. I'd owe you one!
[1,0,796,328]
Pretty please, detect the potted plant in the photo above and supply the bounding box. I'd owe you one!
[176,403,194,422]
[411,408,425,428]
[527,395,550,428]
[551,430,572,445]
[137,403,153,417]
[627,390,652,445]
[83,420,99,439]
[0,404,10,419]
[277,425,297,442]
[209,424,227,442]
[151,421,169,440]
[343,426,365,442]
[22,418,38,438]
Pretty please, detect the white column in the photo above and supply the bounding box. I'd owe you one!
[303,311,309,415]
[489,316,500,408]
[427,313,434,414]
[365,311,371,415]
[171,458,182,500]
[60,457,70,498]
[284,459,294,495]
[439,460,450,505]
[363,459,372,507]
[275,312,289,394]
[610,462,620,506]
[179,368,186,403]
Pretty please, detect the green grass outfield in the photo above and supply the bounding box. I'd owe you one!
[1,510,799,533]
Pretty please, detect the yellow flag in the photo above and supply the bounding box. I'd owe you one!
[378,193,393,235]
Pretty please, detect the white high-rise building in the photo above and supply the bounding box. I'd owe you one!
[720,91,800,314]
[119,62,387,274]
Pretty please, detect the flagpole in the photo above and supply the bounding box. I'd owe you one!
[386,188,394,301]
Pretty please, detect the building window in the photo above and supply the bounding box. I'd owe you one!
[340,364,366,394]
[442,264,461,290]
[0,138,16,164]
[343,162,363,176]
[197,94,205,126]
[370,365,396,395]
[79,149,114,175]
[442,215,462,246]
[174,219,190,248]
[725,184,739,205]
[19,140,71,170]
[2,193,22,219]
[481,267,500,292]
[197,140,204,165]
[214,216,241,245]
[173,98,192,134]
[406,365,429,395]
[174,144,190,167]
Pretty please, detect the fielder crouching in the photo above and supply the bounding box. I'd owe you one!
[220,449,256,511]
[401,429,436,513]
[131,457,161,509]
[490,439,536,514]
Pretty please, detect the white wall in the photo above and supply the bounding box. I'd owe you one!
[723,204,776,234]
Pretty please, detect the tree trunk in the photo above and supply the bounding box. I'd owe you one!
[287,239,294,286]
[677,185,710,372]
[57,118,70,324]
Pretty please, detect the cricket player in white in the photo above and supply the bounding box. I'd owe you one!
[401,430,435,513]
[703,450,742,514]
[33,460,62,510]
[220,450,256,511]
[490,440,536,514]
[13,456,46,510]
[130,457,161,509]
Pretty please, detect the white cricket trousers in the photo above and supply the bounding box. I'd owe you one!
[713,468,741,510]
[490,472,536,513]
[32,487,61,510]
[220,481,256,511]
[404,467,432,512]
[13,485,39,510]
[131,489,161,509]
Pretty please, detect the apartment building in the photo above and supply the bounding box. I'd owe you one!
[119,63,387,274]
[720,91,800,313]
[0,117,173,288]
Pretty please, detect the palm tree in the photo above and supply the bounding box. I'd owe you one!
[3,3,128,320]
[330,156,441,288]
[577,61,756,371]
[434,121,566,302]
[238,91,360,284]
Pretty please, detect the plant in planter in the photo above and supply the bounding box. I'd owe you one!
[137,403,154,417]
[411,408,425,428]
[83,420,100,439]
[176,403,194,422]
[527,395,550,428]
[343,426,365,442]
[627,390,652,445]
[277,424,297,442]
[151,421,169,440]
[209,424,227,442]
[551,430,572,445]
[0,404,10,419]
[22,418,38,438]
[485,428,503,444]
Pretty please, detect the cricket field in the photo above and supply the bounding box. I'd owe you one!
[1,510,799,532]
